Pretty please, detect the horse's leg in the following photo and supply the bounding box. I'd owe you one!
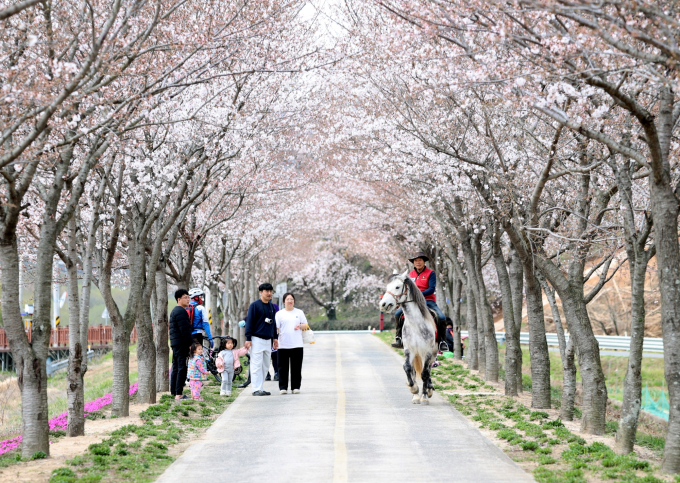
[420,354,434,404]
[403,350,419,403]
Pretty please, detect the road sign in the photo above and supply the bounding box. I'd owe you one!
[55,316,60,327]
[208,308,212,325]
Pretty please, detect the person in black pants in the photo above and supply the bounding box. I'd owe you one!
[169,289,193,400]
[275,293,307,394]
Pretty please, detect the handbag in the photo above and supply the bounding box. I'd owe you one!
[302,326,315,345]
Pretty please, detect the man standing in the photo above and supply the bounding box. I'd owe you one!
[245,283,279,396]
[169,289,193,400]
[392,252,448,352]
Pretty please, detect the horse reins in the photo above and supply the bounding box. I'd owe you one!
[386,281,413,306]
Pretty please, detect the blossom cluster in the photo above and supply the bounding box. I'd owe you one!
[0,382,139,456]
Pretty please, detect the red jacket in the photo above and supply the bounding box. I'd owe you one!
[409,267,436,302]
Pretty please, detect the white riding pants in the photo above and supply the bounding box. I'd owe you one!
[250,336,271,392]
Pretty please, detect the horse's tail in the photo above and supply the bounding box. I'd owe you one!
[413,354,423,378]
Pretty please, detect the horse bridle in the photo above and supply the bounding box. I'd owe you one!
[386,279,413,306]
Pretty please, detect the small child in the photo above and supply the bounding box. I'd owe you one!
[216,336,248,396]
[187,342,208,400]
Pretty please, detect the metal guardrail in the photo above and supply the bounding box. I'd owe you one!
[46,349,97,376]
[461,331,664,354]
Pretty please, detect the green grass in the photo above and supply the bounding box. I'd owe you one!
[376,332,668,483]
[48,381,241,483]
[46,345,139,420]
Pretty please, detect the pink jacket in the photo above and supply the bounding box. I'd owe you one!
[216,346,249,373]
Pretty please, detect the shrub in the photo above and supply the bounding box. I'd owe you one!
[538,455,557,465]
[520,441,539,451]
[88,443,111,456]
[31,451,47,460]
[530,411,549,421]
[49,467,77,483]
[497,429,520,441]
[542,419,565,429]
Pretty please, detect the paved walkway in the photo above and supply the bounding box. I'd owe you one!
[156,333,534,483]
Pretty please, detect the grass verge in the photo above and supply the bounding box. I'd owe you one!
[48,380,241,483]
[374,331,675,483]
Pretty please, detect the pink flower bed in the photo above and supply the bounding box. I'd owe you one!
[0,382,139,456]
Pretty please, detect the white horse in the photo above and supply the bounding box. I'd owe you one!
[379,271,437,404]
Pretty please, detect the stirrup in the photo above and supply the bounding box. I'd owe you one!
[438,341,449,352]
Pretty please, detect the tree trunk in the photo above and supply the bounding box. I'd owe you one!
[559,284,608,433]
[474,236,498,382]
[538,275,575,418]
[492,228,518,396]
[465,279,479,370]
[65,216,85,437]
[155,259,170,393]
[111,321,130,416]
[135,248,156,405]
[209,283,220,337]
[0,239,50,457]
[524,266,551,409]
[508,246,524,392]
[452,277,463,360]
[650,89,680,474]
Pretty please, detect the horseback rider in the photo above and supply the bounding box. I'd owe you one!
[188,288,214,349]
[392,252,448,352]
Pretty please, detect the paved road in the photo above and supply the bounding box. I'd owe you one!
[156,333,533,483]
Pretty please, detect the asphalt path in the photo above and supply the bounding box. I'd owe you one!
[155,333,534,483]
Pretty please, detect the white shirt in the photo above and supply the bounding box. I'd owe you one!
[275,308,308,349]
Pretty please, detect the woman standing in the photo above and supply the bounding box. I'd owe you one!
[275,293,308,394]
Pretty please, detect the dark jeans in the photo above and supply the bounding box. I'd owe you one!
[395,300,446,343]
[278,347,304,391]
[170,345,189,396]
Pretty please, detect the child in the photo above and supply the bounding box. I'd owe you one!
[187,342,208,400]
[216,336,249,396]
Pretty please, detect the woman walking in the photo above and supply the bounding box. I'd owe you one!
[275,293,308,394]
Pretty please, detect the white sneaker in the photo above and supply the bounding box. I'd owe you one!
[280,390,287,395]
[220,390,226,396]
[293,389,300,394]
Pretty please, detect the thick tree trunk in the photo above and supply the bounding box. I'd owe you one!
[492,229,518,396]
[209,283,220,337]
[465,280,479,370]
[561,338,577,421]
[524,267,551,409]
[474,236,498,382]
[111,321,130,416]
[538,275,575,419]
[155,260,170,393]
[559,285,608,433]
[66,216,85,437]
[452,278,463,360]
[136,298,156,404]
[508,246,524,392]
[135,249,156,405]
[0,239,50,457]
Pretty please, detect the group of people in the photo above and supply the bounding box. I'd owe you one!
[168,283,309,401]
[168,251,451,400]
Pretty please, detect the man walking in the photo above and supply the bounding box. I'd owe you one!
[170,289,193,400]
[245,283,279,396]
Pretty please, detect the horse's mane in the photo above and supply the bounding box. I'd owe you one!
[403,275,431,320]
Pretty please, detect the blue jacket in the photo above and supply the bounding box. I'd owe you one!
[190,301,213,346]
